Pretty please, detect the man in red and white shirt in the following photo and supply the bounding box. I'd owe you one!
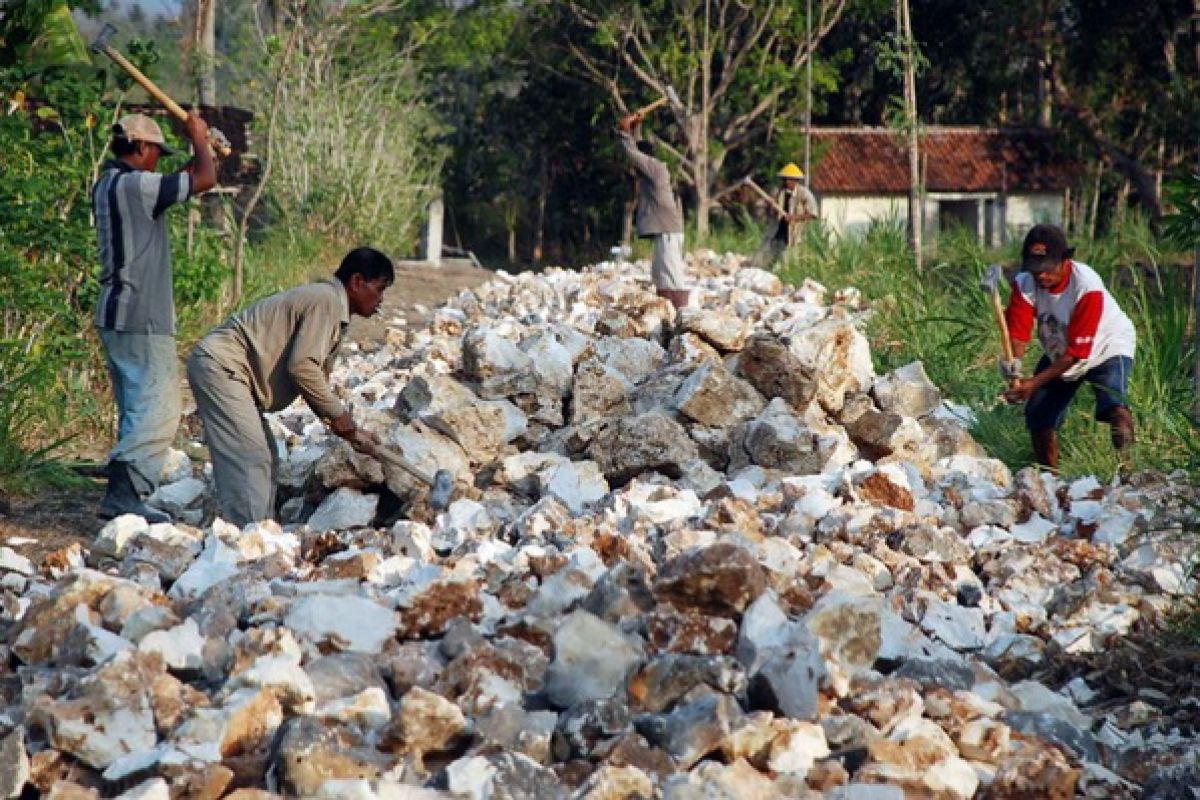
[1001,224,1136,469]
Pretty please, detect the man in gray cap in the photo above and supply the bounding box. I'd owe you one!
[93,112,217,521]
[1001,223,1136,469]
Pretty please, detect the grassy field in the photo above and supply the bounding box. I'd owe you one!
[765,218,1198,479]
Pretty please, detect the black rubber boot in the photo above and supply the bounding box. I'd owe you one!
[98,460,171,523]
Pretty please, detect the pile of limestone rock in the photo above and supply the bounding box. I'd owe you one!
[1,251,1198,799]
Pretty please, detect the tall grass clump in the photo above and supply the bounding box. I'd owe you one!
[0,338,87,494]
[776,217,1198,478]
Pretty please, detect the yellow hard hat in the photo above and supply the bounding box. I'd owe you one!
[778,162,804,179]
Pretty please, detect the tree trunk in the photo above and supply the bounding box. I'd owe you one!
[533,155,548,265]
[1191,0,1200,421]
[195,0,217,107]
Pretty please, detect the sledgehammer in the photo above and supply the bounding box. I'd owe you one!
[981,263,1021,391]
[372,445,455,512]
[90,23,232,157]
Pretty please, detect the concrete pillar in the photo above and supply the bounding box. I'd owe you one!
[425,195,444,267]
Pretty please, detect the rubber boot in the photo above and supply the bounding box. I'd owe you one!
[1030,429,1059,471]
[1109,406,1135,451]
[99,460,171,523]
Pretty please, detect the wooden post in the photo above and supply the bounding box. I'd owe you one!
[425,195,444,267]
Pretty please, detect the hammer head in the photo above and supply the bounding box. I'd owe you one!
[90,23,117,53]
[981,263,1004,292]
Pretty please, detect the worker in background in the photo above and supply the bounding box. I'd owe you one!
[754,162,818,269]
[1000,224,1136,470]
[617,111,689,310]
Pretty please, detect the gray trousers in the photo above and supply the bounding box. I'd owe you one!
[186,348,278,527]
[651,232,687,290]
[98,329,181,496]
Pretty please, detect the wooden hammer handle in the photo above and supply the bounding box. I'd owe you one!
[743,177,791,219]
[103,45,232,157]
[103,45,187,119]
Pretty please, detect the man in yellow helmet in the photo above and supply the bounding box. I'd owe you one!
[754,162,818,268]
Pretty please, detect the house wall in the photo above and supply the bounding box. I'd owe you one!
[818,192,1065,243]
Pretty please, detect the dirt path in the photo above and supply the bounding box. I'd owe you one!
[0,261,493,556]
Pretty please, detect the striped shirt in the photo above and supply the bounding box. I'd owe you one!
[92,160,193,333]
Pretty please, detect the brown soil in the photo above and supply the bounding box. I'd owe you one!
[0,261,492,556]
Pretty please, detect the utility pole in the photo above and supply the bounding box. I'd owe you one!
[804,0,812,184]
[899,0,922,269]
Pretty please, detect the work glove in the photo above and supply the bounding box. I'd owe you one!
[998,358,1022,381]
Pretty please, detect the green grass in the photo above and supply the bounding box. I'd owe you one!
[771,216,1199,479]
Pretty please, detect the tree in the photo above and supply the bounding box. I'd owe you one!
[558,0,852,237]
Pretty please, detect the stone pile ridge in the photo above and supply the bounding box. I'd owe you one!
[2,251,1199,799]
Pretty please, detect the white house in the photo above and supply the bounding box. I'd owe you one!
[807,127,1080,246]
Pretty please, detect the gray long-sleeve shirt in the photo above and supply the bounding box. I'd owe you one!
[619,131,684,237]
[194,279,349,420]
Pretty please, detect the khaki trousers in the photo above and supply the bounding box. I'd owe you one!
[186,348,278,526]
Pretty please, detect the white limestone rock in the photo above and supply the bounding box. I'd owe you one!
[285,594,398,654]
[307,487,379,533]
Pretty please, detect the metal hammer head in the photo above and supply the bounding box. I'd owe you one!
[981,263,1004,292]
[90,23,117,53]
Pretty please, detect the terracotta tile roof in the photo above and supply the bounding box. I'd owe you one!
[808,127,1080,195]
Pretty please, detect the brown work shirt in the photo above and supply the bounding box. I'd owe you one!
[194,279,349,421]
[619,131,684,237]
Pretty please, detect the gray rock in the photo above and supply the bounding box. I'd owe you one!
[892,657,975,691]
[729,399,838,474]
[0,727,29,799]
[1142,765,1200,800]
[274,717,394,796]
[635,694,741,769]
[581,562,656,624]
[446,752,565,800]
[629,654,746,713]
[737,334,817,411]
[587,411,700,486]
[672,362,765,428]
[305,653,389,706]
[306,487,378,533]
[462,327,536,398]
[570,358,634,425]
[552,698,632,760]
[872,361,941,419]
[1002,710,1100,763]
[544,610,643,709]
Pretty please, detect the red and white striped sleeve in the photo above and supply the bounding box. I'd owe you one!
[1004,276,1035,343]
[1065,291,1103,360]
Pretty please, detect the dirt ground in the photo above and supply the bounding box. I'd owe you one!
[0,260,492,560]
